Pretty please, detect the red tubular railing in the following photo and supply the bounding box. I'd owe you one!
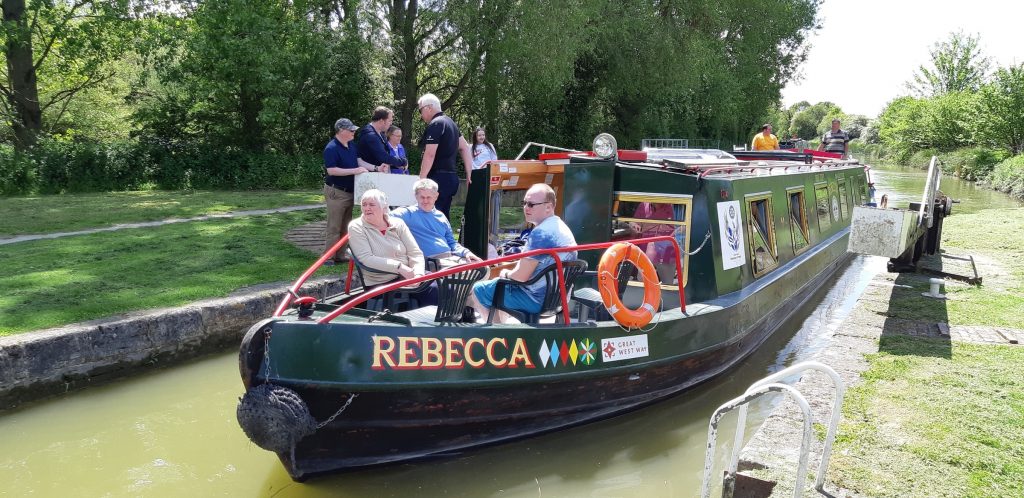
[300,235,685,325]
[273,234,350,317]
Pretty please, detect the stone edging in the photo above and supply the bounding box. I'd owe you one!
[0,277,345,410]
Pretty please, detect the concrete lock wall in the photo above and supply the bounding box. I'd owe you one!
[0,278,346,410]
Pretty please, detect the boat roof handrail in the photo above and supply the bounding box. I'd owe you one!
[304,235,687,325]
[644,148,736,162]
[695,160,859,178]
[514,142,582,160]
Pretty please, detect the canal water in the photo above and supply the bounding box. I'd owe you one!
[1,165,1018,497]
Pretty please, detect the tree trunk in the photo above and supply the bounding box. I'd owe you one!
[239,79,265,151]
[483,49,499,144]
[3,0,42,150]
[390,0,419,152]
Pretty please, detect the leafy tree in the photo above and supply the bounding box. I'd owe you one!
[861,119,880,144]
[975,64,1024,154]
[789,101,837,140]
[1,0,134,150]
[908,31,990,97]
[877,96,928,162]
[135,0,372,153]
[876,93,975,160]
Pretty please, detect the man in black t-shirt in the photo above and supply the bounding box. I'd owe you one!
[416,93,474,219]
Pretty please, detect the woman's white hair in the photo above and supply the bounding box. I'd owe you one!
[417,93,442,112]
[360,189,388,207]
[413,178,439,194]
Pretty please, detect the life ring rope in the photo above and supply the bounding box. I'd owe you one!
[598,242,663,329]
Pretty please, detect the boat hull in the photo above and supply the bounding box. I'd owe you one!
[239,231,852,480]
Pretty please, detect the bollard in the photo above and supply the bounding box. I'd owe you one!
[922,278,946,299]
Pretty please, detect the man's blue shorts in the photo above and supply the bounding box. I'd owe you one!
[473,279,542,314]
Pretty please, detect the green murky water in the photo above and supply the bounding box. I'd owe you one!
[2,166,1012,497]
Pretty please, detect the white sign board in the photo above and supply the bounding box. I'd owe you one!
[354,173,419,207]
[717,201,746,270]
[600,334,650,362]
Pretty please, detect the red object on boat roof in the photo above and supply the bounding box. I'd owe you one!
[537,150,647,161]
[803,149,842,160]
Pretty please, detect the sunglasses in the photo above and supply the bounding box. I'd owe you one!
[521,200,550,208]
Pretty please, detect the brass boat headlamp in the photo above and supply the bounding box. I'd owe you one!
[592,133,618,160]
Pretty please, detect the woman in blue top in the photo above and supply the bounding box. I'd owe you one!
[471,127,498,169]
[386,125,409,174]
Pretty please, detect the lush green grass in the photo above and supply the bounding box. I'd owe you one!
[940,208,1024,328]
[0,210,339,335]
[0,190,322,236]
[876,208,1024,329]
[830,206,1024,496]
[832,335,1024,497]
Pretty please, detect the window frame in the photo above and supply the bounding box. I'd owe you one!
[786,186,811,255]
[611,192,693,287]
[838,178,849,220]
[744,191,779,278]
[814,182,831,232]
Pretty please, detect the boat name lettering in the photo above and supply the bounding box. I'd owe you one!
[371,336,536,370]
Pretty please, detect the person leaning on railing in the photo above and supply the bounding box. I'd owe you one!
[468,183,577,323]
[348,189,437,305]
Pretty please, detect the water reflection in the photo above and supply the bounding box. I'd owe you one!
[0,166,1009,497]
[869,163,1022,214]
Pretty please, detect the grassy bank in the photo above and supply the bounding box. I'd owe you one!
[0,190,321,236]
[833,336,1024,496]
[829,206,1024,496]
[0,210,335,335]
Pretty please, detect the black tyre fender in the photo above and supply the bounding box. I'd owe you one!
[239,318,276,389]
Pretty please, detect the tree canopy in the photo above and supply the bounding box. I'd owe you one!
[908,31,990,97]
[3,0,823,191]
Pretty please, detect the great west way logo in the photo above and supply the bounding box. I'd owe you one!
[371,336,605,370]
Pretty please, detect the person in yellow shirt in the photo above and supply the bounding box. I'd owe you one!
[751,124,779,151]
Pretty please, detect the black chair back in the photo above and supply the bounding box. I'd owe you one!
[538,260,588,316]
[433,266,487,322]
[490,259,588,324]
[347,249,431,312]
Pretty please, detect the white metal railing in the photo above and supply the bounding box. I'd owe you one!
[919,156,942,228]
[700,361,846,497]
[514,142,580,160]
[642,138,689,150]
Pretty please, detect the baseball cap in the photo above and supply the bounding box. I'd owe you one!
[334,118,359,132]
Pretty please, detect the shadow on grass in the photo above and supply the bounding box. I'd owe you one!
[878,270,951,358]
[0,210,334,335]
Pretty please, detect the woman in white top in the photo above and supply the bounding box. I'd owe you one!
[348,189,437,305]
[471,127,498,169]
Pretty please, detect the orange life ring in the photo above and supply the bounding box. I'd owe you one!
[598,242,661,328]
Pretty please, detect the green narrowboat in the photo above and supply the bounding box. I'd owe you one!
[236,135,870,481]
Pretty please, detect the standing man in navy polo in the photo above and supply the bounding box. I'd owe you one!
[416,93,474,219]
[358,106,408,174]
[323,118,372,264]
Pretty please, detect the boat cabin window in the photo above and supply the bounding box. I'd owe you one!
[488,190,530,255]
[838,179,849,220]
[482,161,566,257]
[745,193,778,277]
[787,187,810,254]
[611,193,693,287]
[814,182,831,232]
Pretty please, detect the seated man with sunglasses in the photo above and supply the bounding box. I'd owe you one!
[469,183,577,323]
